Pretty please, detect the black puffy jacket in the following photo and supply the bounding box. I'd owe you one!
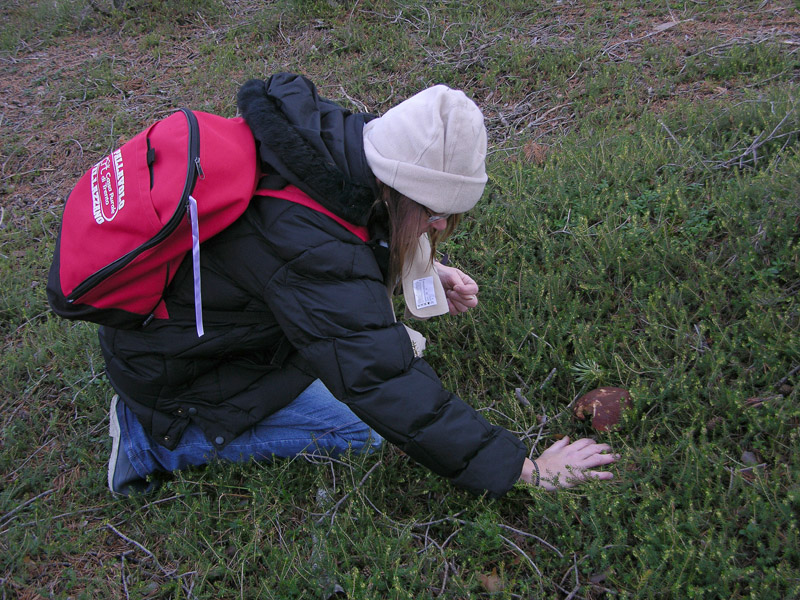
[99,74,527,497]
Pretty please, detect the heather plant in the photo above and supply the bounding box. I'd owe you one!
[1,0,798,597]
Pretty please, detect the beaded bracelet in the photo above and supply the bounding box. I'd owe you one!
[531,460,541,487]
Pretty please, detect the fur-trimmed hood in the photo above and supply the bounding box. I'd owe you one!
[237,74,379,227]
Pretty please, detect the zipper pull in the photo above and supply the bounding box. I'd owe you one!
[195,157,205,180]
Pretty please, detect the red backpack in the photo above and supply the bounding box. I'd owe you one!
[47,109,369,337]
[47,109,259,336]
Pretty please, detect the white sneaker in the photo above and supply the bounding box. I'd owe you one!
[108,395,152,496]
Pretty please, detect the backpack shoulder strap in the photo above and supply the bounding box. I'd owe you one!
[162,184,370,329]
[254,184,370,242]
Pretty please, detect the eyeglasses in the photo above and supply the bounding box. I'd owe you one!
[424,208,451,224]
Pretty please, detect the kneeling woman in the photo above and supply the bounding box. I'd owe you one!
[101,73,618,497]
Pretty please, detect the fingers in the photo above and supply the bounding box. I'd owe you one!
[541,436,570,456]
[446,290,478,314]
[453,280,479,296]
[437,265,478,294]
[448,301,467,315]
[436,265,479,314]
[573,441,614,459]
[551,465,616,488]
[583,452,619,467]
[533,436,620,490]
[445,285,478,314]
[586,470,614,481]
[567,438,598,451]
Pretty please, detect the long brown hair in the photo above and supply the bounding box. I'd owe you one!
[374,183,462,289]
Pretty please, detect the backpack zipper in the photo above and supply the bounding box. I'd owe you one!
[67,109,201,303]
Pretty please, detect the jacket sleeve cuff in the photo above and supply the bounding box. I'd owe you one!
[449,429,528,498]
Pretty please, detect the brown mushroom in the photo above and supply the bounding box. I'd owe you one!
[574,387,632,432]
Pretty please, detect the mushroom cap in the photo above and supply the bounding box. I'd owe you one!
[574,387,632,432]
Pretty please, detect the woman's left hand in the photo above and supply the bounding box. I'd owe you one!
[522,437,620,490]
[434,262,479,314]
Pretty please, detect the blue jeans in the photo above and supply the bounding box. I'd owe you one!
[118,379,384,478]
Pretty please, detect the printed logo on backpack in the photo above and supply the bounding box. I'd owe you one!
[92,149,126,224]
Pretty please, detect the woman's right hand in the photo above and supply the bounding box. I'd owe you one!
[434,262,479,314]
[520,437,619,490]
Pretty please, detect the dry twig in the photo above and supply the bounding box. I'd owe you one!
[0,488,55,528]
[315,459,382,527]
[777,364,800,389]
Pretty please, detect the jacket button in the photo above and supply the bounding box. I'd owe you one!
[163,436,170,442]
[188,407,198,416]
[215,436,224,445]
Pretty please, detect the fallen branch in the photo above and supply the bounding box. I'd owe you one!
[106,523,199,599]
[315,459,382,527]
[602,20,684,59]
[0,488,55,528]
[499,534,543,578]
[707,109,798,170]
[538,368,558,392]
[106,523,171,575]
[777,364,800,389]
[358,492,564,559]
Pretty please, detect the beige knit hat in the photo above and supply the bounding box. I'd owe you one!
[363,85,488,214]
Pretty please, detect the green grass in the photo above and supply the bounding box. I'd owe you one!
[2,0,799,598]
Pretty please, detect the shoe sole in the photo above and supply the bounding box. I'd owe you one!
[108,394,122,494]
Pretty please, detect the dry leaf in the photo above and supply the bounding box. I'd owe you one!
[745,395,782,408]
[523,141,548,165]
[589,571,608,585]
[741,451,759,466]
[479,568,505,594]
[651,21,679,34]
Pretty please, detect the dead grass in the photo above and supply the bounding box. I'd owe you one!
[2,2,799,205]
